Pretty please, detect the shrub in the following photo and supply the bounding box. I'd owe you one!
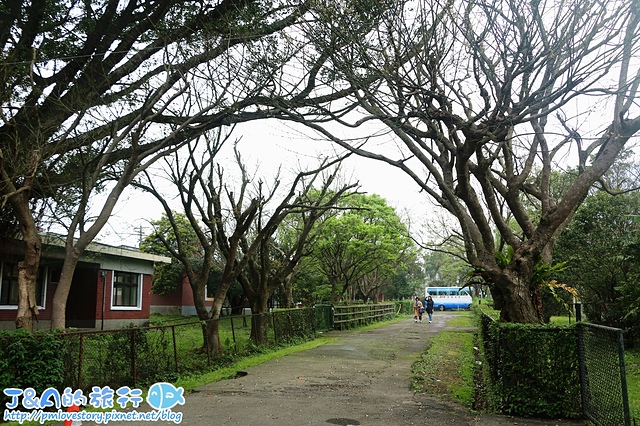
[478,314,581,418]
[0,329,65,406]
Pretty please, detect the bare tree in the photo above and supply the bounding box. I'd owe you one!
[237,163,357,345]
[282,0,640,322]
[138,134,357,350]
[135,132,227,354]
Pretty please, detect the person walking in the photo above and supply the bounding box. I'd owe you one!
[424,295,435,323]
[413,296,424,322]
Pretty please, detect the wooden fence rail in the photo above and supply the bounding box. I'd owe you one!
[332,303,395,330]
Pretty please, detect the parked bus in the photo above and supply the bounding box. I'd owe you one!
[425,287,473,311]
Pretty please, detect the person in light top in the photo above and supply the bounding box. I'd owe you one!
[413,296,424,323]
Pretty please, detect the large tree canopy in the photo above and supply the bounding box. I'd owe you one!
[0,0,381,329]
[4,0,640,328]
[281,0,640,322]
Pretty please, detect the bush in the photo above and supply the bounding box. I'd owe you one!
[0,329,65,406]
[395,300,414,315]
[478,314,581,418]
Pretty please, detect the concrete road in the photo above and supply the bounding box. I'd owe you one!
[78,313,587,426]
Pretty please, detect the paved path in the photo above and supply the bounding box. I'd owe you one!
[88,313,587,426]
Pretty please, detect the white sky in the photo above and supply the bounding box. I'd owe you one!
[97,119,435,248]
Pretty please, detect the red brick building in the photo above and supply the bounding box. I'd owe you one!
[0,234,171,330]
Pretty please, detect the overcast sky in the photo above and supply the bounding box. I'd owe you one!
[96,119,435,248]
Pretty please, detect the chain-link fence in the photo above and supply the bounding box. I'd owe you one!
[59,308,316,391]
[577,322,632,426]
[479,313,634,423]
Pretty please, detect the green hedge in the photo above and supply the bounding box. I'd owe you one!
[0,329,65,406]
[478,313,582,418]
[396,300,414,315]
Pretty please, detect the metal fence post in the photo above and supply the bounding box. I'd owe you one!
[230,316,237,352]
[272,313,279,346]
[617,330,632,426]
[131,329,137,387]
[171,325,178,373]
[77,334,84,390]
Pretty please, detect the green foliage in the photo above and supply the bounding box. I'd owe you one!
[617,260,640,345]
[477,314,581,418]
[0,329,65,406]
[395,299,416,315]
[494,245,515,269]
[423,249,471,287]
[411,313,475,405]
[141,212,205,295]
[311,283,332,303]
[272,308,316,343]
[555,190,640,340]
[308,193,416,301]
[384,271,422,300]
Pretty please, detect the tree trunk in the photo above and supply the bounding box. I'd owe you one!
[5,171,41,331]
[249,297,270,346]
[191,276,225,356]
[15,230,41,331]
[228,293,245,315]
[329,277,340,304]
[202,316,222,356]
[281,274,294,308]
[495,269,541,323]
[51,255,81,330]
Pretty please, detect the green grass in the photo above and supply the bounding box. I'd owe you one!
[411,312,475,406]
[149,313,254,355]
[626,348,640,421]
[445,311,474,327]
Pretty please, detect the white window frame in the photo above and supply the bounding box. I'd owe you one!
[110,270,142,311]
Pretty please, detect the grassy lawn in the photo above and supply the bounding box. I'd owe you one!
[411,311,476,406]
[626,348,640,421]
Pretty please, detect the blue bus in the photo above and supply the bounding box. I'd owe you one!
[425,287,473,311]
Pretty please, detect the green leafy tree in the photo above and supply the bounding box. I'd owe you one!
[140,212,202,296]
[423,249,471,288]
[310,193,416,303]
[616,243,640,345]
[555,191,640,330]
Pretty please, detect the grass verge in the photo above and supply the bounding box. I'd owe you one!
[410,312,475,406]
[626,348,640,422]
